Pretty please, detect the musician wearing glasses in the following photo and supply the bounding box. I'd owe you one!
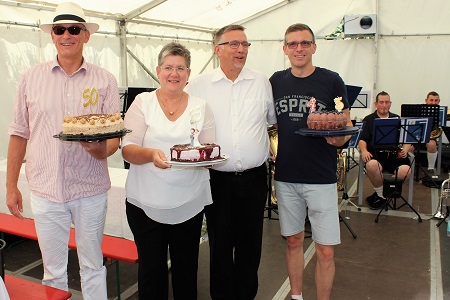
[6,3,119,299]
[269,23,352,300]
[185,24,276,300]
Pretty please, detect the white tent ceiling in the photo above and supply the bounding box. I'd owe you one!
[0,0,288,31]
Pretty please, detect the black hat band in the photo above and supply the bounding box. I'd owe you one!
[53,14,86,23]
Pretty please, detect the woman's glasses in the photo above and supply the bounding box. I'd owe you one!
[52,26,86,36]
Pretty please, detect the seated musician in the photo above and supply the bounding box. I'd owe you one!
[359,91,413,209]
[425,91,441,175]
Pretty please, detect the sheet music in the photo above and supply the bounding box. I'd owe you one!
[399,117,433,144]
[373,118,401,145]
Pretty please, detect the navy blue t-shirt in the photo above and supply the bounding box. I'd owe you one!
[269,67,349,184]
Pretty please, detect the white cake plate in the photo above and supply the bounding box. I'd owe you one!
[166,153,229,167]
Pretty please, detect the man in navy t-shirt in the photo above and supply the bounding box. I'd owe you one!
[270,23,352,300]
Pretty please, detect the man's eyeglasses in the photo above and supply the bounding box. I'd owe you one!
[285,41,314,49]
[217,40,251,49]
[52,26,86,36]
[160,66,189,73]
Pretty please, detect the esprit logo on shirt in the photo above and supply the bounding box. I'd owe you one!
[275,96,326,115]
[83,87,99,107]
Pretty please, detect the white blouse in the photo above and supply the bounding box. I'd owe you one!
[122,91,215,224]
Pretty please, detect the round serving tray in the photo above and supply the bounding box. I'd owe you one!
[53,129,132,142]
[295,126,360,137]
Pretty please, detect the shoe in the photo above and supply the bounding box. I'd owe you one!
[365,192,387,210]
[422,176,439,188]
[426,168,436,177]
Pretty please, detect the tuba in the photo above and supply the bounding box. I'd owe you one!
[268,127,278,205]
[434,175,450,219]
[336,149,347,191]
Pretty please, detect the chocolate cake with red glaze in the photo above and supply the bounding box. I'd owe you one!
[170,143,221,162]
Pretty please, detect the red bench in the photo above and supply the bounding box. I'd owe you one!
[4,274,72,300]
[0,212,138,299]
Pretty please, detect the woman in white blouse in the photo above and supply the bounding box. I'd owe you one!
[122,42,215,300]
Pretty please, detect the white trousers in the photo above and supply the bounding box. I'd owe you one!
[0,277,10,300]
[30,192,108,300]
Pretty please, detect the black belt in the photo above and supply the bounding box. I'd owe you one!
[210,164,265,176]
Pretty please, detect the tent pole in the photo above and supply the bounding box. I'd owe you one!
[118,20,128,88]
[126,47,159,84]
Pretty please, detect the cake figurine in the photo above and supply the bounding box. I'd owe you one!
[190,128,201,147]
[307,97,317,112]
[334,96,344,111]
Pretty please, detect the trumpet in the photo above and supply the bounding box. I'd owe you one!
[434,175,450,219]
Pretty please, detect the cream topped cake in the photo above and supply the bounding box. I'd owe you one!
[62,113,124,135]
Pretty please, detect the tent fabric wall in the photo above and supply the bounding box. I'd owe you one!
[1,0,450,162]
[242,0,450,116]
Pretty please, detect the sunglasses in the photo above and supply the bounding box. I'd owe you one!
[52,26,86,36]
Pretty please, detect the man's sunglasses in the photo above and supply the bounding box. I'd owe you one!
[52,26,86,36]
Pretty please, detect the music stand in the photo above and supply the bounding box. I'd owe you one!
[401,104,440,180]
[371,118,425,223]
[346,85,362,108]
[339,121,364,215]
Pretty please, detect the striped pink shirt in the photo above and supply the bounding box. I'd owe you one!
[8,58,120,203]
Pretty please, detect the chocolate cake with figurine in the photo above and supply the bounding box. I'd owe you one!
[306,97,347,130]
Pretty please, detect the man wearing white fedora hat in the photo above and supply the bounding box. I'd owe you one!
[6,2,119,299]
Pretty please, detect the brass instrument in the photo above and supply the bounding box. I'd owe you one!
[430,127,443,140]
[268,127,278,205]
[433,175,450,219]
[268,127,278,158]
[336,149,346,191]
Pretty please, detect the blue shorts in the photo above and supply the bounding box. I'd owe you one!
[274,181,341,245]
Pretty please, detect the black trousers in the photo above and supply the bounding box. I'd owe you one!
[374,150,410,174]
[207,164,268,300]
[126,201,204,300]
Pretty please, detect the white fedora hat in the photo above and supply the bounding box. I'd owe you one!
[39,2,99,34]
